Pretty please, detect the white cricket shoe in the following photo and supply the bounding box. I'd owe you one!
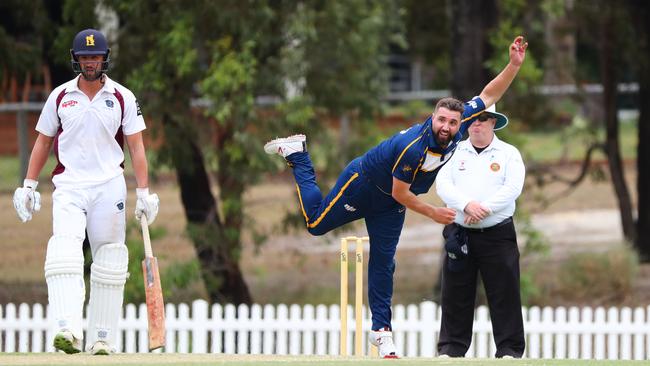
[88,341,113,355]
[264,134,306,158]
[53,330,82,354]
[369,327,399,359]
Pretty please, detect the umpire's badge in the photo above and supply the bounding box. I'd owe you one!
[490,162,500,172]
[105,99,114,108]
[116,200,125,211]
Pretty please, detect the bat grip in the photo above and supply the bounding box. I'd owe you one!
[141,216,154,258]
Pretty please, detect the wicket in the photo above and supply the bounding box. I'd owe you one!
[339,236,377,357]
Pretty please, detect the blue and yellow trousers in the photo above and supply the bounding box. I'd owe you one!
[287,152,406,330]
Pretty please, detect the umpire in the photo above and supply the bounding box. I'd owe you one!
[435,103,526,358]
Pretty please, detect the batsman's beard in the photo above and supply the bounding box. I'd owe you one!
[81,68,102,82]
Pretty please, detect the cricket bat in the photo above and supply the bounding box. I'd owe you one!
[141,216,166,351]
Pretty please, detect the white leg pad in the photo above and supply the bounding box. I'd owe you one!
[86,243,128,351]
[44,235,85,341]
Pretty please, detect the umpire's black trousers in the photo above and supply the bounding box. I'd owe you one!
[437,219,525,358]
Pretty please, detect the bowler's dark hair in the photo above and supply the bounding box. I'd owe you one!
[433,97,464,115]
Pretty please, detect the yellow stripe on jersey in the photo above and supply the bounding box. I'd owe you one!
[392,135,423,173]
[307,173,359,229]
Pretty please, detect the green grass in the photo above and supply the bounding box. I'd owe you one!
[0,354,647,366]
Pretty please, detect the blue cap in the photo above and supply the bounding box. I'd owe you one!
[71,29,109,57]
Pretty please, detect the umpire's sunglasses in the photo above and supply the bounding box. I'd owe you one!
[477,113,495,122]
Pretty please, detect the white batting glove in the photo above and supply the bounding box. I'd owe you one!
[135,187,160,225]
[13,179,41,223]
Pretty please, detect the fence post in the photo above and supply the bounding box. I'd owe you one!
[237,303,250,354]
[581,307,593,359]
[210,303,224,353]
[262,304,274,355]
[594,307,606,359]
[250,304,262,355]
[32,304,45,353]
[607,307,619,360]
[633,307,645,360]
[5,303,16,352]
[406,304,418,357]
[165,303,177,353]
[192,300,209,353]
[138,303,148,353]
[18,303,30,352]
[223,304,237,354]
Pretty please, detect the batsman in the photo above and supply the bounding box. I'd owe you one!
[265,36,527,358]
[12,29,159,355]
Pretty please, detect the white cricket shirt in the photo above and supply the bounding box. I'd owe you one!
[436,134,525,229]
[36,75,146,188]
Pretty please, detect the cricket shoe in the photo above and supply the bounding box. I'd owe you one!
[53,330,82,354]
[264,134,306,158]
[369,327,399,359]
[88,341,113,355]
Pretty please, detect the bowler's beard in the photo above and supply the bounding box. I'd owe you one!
[434,129,453,147]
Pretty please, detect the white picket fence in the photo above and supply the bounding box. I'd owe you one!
[1,300,649,359]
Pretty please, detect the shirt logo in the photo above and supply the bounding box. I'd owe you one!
[86,34,95,46]
[344,204,357,212]
[490,162,500,172]
[402,164,412,172]
[116,200,125,211]
[135,100,142,116]
[61,100,78,108]
[105,99,114,108]
[459,160,466,171]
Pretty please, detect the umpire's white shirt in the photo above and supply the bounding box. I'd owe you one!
[436,134,525,229]
[36,75,146,188]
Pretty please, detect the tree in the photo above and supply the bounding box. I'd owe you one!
[627,0,650,260]
[572,0,636,242]
[106,0,404,303]
[449,0,499,100]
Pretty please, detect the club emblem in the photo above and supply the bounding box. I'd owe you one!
[459,161,466,171]
[402,164,412,172]
[86,34,95,46]
[490,163,500,172]
[105,99,114,108]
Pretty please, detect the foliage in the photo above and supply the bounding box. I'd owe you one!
[554,247,639,305]
[99,0,406,302]
[123,220,202,304]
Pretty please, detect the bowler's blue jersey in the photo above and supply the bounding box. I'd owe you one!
[361,97,486,195]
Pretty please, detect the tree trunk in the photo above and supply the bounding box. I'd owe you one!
[164,115,253,304]
[628,0,650,260]
[450,0,497,100]
[600,14,636,243]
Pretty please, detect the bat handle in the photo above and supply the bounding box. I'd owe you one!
[141,216,153,258]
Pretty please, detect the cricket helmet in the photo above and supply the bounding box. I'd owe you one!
[70,29,110,74]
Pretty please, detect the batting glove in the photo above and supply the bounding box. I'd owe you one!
[135,187,160,225]
[13,179,41,223]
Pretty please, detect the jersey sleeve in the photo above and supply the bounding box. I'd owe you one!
[459,96,486,135]
[35,88,63,137]
[392,147,422,184]
[121,89,146,135]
